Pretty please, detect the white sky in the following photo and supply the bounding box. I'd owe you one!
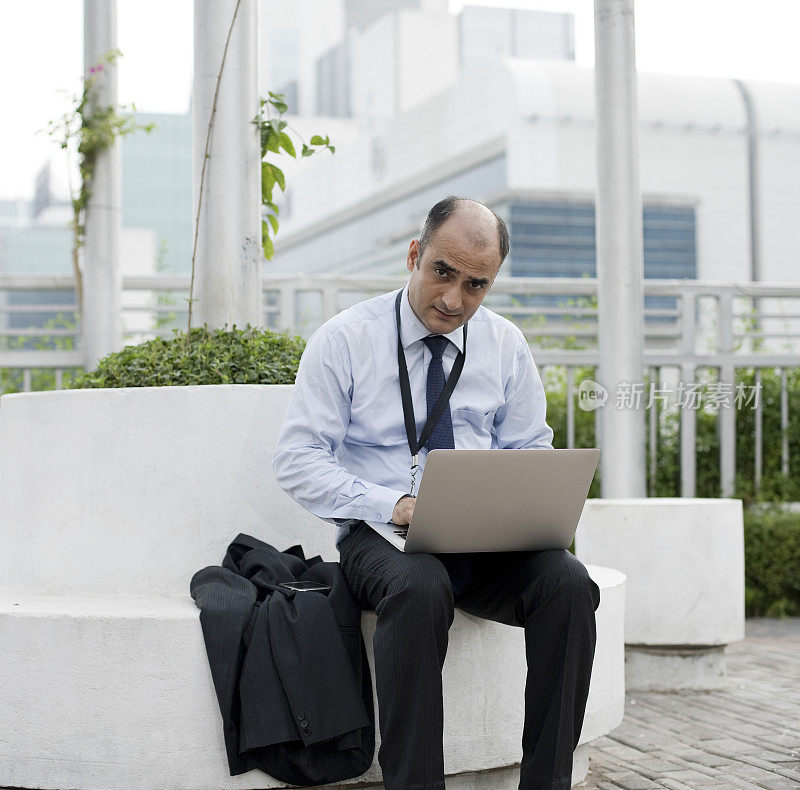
[1,0,799,202]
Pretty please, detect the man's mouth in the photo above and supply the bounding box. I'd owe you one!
[434,307,460,319]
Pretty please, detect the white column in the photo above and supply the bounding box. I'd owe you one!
[193,0,262,329]
[594,0,646,497]
[83,0,122,369]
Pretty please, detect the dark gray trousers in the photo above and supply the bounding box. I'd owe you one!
[338,522,600,790]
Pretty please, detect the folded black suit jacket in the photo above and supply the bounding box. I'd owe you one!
[190,533,375,786]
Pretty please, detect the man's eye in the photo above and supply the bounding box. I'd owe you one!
[434,268,447,277]
[469,282,484,290]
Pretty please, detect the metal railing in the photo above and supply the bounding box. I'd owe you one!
[2,274,799,499]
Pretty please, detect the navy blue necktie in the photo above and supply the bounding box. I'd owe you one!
[423,335,454,451]
[423,335,471,596]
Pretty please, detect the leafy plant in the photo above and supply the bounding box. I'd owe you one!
[69,325,305,388]
[252,91,334,260]
[743,507,800,616]
[43,50,154,309]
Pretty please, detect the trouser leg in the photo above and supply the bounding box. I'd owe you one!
[338,523,454,790]
[457,549,600,790]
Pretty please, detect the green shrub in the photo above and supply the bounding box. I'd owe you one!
[743,507,800,617]
[70,326,306,388]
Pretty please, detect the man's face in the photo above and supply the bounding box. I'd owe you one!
[406,210,503,335]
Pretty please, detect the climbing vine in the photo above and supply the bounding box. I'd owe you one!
[252,92,334,260]
[45,49,154,310]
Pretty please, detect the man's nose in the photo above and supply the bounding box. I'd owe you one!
[442,284,462,312]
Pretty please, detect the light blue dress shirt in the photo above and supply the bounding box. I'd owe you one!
[272,286,554,545]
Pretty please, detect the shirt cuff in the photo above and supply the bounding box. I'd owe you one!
[363,484,409,523]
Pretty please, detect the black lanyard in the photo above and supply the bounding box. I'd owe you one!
[395,289,467,494]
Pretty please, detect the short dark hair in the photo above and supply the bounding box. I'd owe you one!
[418,196,510,263]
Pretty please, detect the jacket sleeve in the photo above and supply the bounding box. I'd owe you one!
[189,567,258,775]
[272,326,407,524]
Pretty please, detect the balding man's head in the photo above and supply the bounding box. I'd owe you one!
[405,197,507,334]
[418,197,510,264]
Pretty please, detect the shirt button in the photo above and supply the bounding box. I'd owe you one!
[297,713,306,722]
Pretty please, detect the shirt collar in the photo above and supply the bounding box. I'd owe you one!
[399,285,465,354]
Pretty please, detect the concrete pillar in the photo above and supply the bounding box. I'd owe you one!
[594,0,646,497]
[193,0,262,329]
[83,0,122,369]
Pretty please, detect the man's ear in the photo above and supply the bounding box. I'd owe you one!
[407,239,420,273]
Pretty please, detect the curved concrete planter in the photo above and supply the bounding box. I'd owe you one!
[0,386,626,788]
[575,498,745,691]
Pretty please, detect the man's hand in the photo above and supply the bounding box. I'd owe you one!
[392,495,416,525]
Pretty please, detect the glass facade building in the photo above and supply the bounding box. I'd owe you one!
[121,112,193,275]
[508,200,696,280]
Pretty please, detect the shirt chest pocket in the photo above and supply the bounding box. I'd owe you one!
[452,406,497,447]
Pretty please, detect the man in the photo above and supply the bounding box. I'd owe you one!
[273,196,600,790]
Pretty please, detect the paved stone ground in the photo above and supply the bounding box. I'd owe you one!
[577,618,800,789]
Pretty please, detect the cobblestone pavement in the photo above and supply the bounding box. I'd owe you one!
[578,618,800,789]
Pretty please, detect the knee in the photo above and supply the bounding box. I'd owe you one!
[560,557,600,613]
[520,551,600,618]
[381,558,454,622]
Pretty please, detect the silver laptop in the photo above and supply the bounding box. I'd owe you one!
[365,448,599,553]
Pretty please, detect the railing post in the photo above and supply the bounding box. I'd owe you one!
[718,292,736,497]
[754,368,763,493]
[321,287,338,323]
[679,291,697,497]
[648,365,657,496]
[680,364,697,498]
[566,366,575,449]
[781,367,789,478]
[279,285,296,333]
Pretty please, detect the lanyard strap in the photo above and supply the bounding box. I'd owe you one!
[395,289,467,458]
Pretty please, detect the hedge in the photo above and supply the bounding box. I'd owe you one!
[69,326,305,388]
[743,507,800,617]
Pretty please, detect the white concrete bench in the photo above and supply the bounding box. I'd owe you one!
[576,498,745,691]
[0,385,626,788]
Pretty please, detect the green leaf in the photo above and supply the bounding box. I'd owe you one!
[301,144,314,158]
[328,145,335,154]
[265,131,281,154]
[310,135,325,146]
[265,162,285,191]
[268,91,289,113]
[261,162,275,198]
[278,132,296,157]
[268,214,279,234]
[262,228,275,260]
